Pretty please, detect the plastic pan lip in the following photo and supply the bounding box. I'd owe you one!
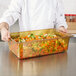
[8,28,72,43]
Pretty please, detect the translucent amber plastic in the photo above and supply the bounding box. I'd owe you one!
[8,29,71,59]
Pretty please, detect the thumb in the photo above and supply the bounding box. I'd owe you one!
[8,32,10,38]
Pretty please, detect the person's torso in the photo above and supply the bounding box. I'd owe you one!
[19,0,57,31]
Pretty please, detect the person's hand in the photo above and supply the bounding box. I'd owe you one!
[0,22,10,42]
[58,26,67,33]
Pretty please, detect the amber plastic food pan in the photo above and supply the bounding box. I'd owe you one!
[8,29,72,59]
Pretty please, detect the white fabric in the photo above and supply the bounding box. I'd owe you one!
[0,0,67,31]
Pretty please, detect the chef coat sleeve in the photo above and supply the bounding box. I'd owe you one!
[0,0,22,26]
[55,0,68,29]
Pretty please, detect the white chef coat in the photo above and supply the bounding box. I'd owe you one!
[0,0,67,31]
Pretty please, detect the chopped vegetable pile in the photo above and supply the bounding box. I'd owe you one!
[14,33,60,42]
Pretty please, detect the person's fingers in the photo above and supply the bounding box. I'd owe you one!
[63,29,67,33]
[1,35,8,42]
[1,28,10,42]
[61,29,66,33]
[2,37,8,42]
[7,31,10,38]
[59,27,67,33]
[65,29,67,33]
[1,32,8,41]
